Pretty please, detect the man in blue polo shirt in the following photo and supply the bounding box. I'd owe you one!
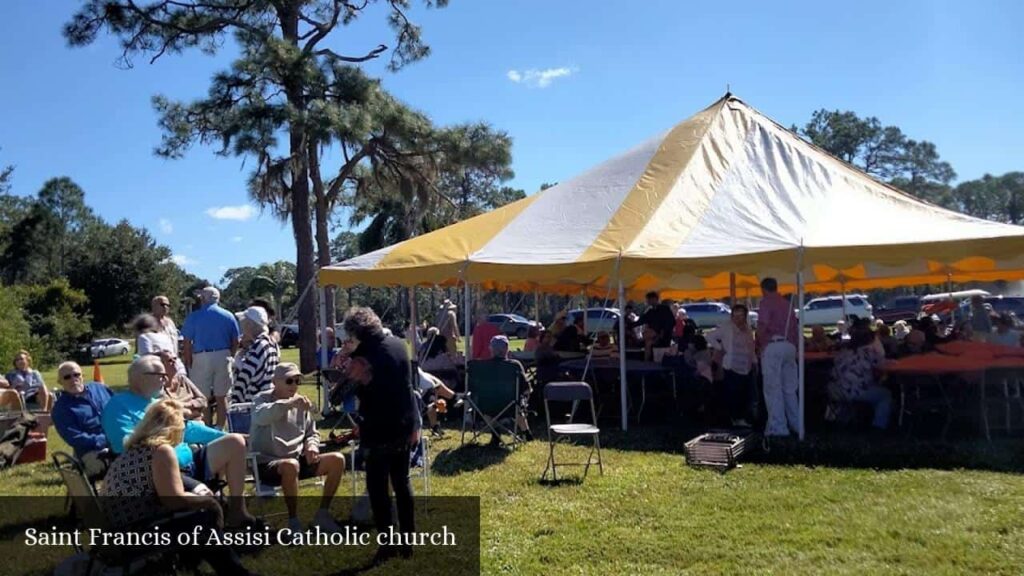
[102,355,255,526]
[182,286,240,428]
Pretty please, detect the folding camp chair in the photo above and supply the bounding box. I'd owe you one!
[461,360,527,448]
[229,401,324,497]
[542,381,603,481]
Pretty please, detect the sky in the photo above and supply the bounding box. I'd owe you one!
[1,0,1022,284]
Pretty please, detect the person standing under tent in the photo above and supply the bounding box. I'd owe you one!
[756,277,800,438]
[437,300,460,356]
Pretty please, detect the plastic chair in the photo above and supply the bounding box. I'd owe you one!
[461,360,526,448]
[542,382,603,481]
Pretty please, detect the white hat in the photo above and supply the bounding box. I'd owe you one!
[243,306,268,327]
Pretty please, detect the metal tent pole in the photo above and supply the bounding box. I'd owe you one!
[617,279,628,431]
[317,284,328,410]
[797,248,807,440]
[409,286,418,360]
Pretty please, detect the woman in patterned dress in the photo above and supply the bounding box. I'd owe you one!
[101,398,252,575]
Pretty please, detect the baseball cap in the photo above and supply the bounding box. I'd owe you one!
[243,306,268,327]
[273,362,302,382]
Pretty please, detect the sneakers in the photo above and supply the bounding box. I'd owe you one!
[312,509,342,534]
[430,424,445,438]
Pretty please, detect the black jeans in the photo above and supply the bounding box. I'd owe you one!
[364,443,415,542]
[722,369,752,422]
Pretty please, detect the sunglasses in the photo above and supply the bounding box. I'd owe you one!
[145,371,169,380]
[284,377,302,385]
[61,372,83,381]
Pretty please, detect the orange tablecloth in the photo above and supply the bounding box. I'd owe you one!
[936,341,1024,358]
[881,353,990,375]
[804,351,836,363]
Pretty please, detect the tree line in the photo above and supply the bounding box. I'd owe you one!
[794,110,1022,223]
[0,174,200,367]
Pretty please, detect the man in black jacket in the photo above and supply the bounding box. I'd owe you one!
[638,292,676,348]
[343,307,418,562]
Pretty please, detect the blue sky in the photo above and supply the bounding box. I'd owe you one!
[1,0,1022,283]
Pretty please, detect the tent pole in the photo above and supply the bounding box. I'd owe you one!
[729,272,737,306]
[534,287,540,324]
[581,288,588,335]
[617,279,628,432]
[464,282,472,361]
[797,247,807,440]
[318,284,328,410]
[841,277,848,325]
[408,286,418,361]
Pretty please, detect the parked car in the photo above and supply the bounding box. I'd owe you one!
[874,295,921,323]
[89,338,131,358]
[483,313,539,339]
[796,295,873,326]
[567,308,620,336]
[681,302,758,329]
[279,324,299,348]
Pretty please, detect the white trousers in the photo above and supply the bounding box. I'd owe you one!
[762,341,799,436]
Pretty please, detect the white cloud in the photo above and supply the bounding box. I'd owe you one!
[506,66,576,88]
[168,254,197,266]
[205,204,256,221]
[231,236,243,243]
[158,218,173,234]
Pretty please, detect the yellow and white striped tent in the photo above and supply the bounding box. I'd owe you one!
[321,93,1024,435]
[320,94,1024,297]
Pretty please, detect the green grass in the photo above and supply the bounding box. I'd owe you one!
[7,350,1024,574]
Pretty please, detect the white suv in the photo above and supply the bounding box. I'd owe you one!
[797,295,873,326]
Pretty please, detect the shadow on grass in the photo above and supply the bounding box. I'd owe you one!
[431,443,512,476]
[747,432,1024,474]
[535,476,585,488]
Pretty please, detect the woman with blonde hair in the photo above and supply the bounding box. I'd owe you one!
[3,349,52,411]
[102,398,252,575]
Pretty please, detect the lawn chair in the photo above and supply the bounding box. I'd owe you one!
[542,382,603,481]
[52,451,201,574]
[461,360,526,448]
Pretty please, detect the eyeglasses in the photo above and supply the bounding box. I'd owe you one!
[145,371,169,380]
[284,377,302,385]
[157,302,170,307]
[61,372,83,381]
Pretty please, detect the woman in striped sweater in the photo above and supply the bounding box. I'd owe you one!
[230,306,280,405]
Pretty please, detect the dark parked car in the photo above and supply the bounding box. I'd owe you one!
[874,295,921,323]
[279,324,299,348]
[483,314,539,339]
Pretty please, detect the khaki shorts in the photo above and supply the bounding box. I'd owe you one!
[190,350,233,398]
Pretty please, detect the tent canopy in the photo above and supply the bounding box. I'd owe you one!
[320,94,1024,296]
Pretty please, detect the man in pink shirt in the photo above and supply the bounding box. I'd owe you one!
[756,277,800,437]
[471,311,503,360]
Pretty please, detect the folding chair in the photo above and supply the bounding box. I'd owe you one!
[542,381,603,481]
[53,451,202,574]
[461,360,526,448]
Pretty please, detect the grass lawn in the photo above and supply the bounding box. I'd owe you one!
[5,350,1024,574]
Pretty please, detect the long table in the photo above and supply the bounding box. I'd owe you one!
[880,351,1024,440]
[559,358,676,423]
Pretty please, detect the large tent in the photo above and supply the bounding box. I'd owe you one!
[320,94,1024,434]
